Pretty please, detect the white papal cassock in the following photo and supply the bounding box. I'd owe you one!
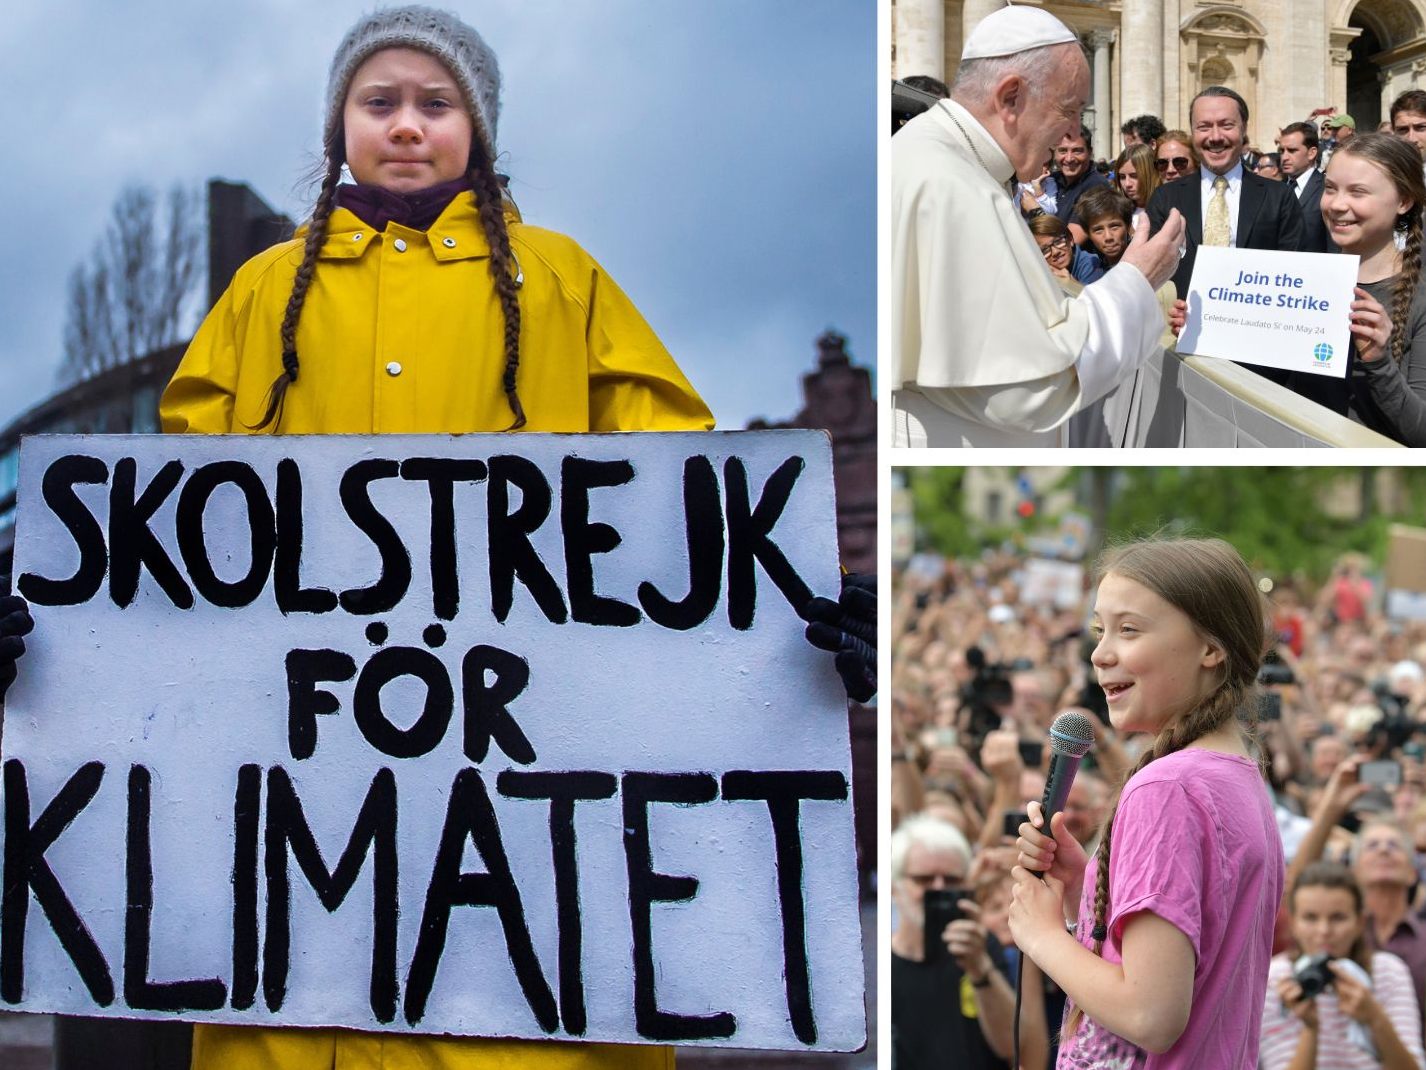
[892,100,1165,447]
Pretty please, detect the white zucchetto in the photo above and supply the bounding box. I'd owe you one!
[961,4,1078,60]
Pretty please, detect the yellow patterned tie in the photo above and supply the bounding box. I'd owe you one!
[1203,175,1230,247]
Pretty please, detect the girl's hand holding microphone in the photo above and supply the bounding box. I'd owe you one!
[1014,798,1090,905]
[1007,799,1089,957]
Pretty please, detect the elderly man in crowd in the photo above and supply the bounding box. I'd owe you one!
[891,4,1184,447]
[890,814,1048,1068]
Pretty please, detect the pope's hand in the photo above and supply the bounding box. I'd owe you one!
[1120,208,1185,293]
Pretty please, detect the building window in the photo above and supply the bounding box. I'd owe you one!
[131,385,159,434]
[0,447,17,502]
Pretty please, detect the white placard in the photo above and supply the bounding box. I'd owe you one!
[1177,246,1360,378]
[1,432,864,1052]
[1021,558,1085,610]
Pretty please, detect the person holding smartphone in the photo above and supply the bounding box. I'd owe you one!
[891,814,1049,1069]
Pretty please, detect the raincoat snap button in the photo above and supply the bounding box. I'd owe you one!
[352,233,363,242]
[442,237,456,248]
[385,362,403,377]
[394,238,408,252]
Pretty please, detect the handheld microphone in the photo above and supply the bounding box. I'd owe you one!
[1015,710,1096,1070]
[1040,710,1095,828]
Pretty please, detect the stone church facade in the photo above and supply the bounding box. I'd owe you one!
[894,0,1426,155]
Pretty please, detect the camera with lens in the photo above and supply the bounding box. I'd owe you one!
[961,646,1014,741]
[1293,953,1335,999]
[1372,679,1409,722]
[1363,700,1420,753]
[1258,650,1295,687]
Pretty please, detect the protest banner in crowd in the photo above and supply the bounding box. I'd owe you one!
[1,431,864,1052]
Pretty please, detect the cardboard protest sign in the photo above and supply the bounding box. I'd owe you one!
[1386,524,1426,621]
[1178,247,1359,378]
[1,431,864,1052]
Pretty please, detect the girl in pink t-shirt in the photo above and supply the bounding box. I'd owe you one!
[1009,538,1286,1068]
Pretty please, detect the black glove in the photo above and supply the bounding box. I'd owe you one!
[800,572,876,703]
[0,581,35,705]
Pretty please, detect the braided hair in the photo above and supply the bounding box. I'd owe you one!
[249,127,525,432]
[1330,132,1426,366]
[1062,538,1268,1040]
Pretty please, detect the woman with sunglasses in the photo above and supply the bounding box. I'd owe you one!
[1155,131,1199,183]
[1028,213,1104,292]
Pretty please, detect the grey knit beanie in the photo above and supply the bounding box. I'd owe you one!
[326,5,500,165]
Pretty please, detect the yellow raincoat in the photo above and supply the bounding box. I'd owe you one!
[161,194,713,436]
[161,191,707,1069]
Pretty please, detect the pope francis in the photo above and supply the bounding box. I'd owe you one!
[891,6,1186,447]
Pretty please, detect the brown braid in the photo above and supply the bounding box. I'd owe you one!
[1060,538,1268,1041]
[468,146,525,430]
[248,144,344,432]
[1392,212,1422,365]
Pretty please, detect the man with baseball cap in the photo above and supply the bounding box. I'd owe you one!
[891,5,1186,446]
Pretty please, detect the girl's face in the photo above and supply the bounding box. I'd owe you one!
[1291,885,1362,959]
[1118,161,1139,203]
[1322,153,1410,253]
[1088,217,1129,263]
[343,47,474,192]
[1090,572,1224,735]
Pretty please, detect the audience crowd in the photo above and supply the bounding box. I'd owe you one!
[891,545,1426,1068]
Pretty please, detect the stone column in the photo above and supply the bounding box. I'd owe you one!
[1120,0,1163,121]
[892,0,945,80]
[1089,30,1117,157]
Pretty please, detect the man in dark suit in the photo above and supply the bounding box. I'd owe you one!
[1279,121,1337,254]
[1147,85,1304,299]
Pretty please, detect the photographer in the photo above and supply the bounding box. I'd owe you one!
[890,815,1048,1069]
[1261,862,1423,1069]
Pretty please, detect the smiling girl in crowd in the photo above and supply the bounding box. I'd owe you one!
[157,6,711,1069]
[1320,132,1426,446]
[1112,142,1160,228]
[1009,537,1284,1068]
[1259,861,1422,1070]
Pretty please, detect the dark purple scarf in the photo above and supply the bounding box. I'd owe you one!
[333,177,471,232]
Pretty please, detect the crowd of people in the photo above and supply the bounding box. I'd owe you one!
[891,538,1426,1068]
[891,3,1426,447]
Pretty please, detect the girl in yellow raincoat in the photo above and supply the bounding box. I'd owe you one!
[160,6,709,1069]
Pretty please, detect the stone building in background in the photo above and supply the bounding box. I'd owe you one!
[894,0,1426,153]
[0,181,293,576]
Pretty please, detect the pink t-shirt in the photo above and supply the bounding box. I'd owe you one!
[1057,749,1285,1070]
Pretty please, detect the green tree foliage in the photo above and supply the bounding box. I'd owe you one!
[904,466,1426,583]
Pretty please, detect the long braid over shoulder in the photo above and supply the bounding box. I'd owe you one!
[249,143,344,432]
[1061,537,1268,1040]
[468,145,525,430]
[1393,212,1422,365]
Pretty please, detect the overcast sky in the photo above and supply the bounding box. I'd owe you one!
[0,1,874,432]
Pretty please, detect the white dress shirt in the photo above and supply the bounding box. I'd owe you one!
[1199,160,1245,245]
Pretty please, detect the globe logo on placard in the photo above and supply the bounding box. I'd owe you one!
[1313,343,1333,364]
